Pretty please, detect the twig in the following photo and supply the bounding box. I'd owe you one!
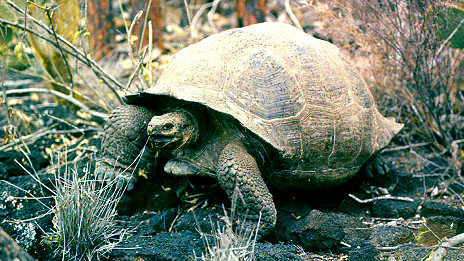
[41,113,85,134]
[1,61,34,156]
[436,18,464,55]
[376,246,399,251]
[207,0,222,33]
[1,56,12,127]
[0,16,123,104]
[285,0,303,31]
[139,0,153,54]
[4,1,124,103]
[448,186,464,207]
[348,194,414,204]
[4,88,108,119]
[191,2,214,32]
[410,149,444,169]
[148,20,154,88]
[2,79,36,88]
[431,232,464,261]
[0,127,101,152]
[45,5,75,92]
[5,64,114,111]
[183,0,193,38]
[381,142,430,153]
[127,10,147,92]
[125,48,148,93]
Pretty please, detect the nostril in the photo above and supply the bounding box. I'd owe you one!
[163,123,174,130]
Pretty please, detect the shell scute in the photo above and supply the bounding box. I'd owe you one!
[135,22,403,186]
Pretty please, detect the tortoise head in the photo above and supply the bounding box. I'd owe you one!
[147,109,199,150]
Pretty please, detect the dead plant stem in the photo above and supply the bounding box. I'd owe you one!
[348,194,414,203]
[45,7,75,93]
[4,88,108,119]
[431,232,464,261]
[5,0,124,102]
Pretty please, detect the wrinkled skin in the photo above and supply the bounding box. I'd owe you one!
[97,105,277,237]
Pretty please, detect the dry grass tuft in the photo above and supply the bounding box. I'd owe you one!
[41,155,128,261]
[193,190,260,261]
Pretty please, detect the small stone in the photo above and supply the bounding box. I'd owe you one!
[420,200,464,218]
[0,162,8,179]
[326,212,371,245]
[288,210,344,249]
[372,225,415,247]
[372,198,419,218]
[348,239,378,261]
[149,209,178,233]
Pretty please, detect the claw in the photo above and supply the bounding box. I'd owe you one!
[164,158,200,176]
[114,173,137,191]
[95,161,137,191]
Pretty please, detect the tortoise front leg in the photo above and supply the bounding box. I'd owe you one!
[218,142,277,238]
[97,105,156,190]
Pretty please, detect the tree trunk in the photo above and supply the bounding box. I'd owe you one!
[87,0,115,60]
[130,0,163,51]
[237,0,267,26]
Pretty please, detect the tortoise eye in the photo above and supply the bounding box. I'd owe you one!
[163,123,174,130]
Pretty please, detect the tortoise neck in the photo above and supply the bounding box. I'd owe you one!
[174,106,205,147]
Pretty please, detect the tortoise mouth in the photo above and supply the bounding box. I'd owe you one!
[148,134,180,149]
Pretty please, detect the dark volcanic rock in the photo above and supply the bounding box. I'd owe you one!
[288,210,344,249]
[372,198,420,218]
[420,200,464,218]
[0,162,8,179]
[326,212,371,245]
[254,243,307,261]
[348,239,378,261]
[0,174,54,259]
[284,210,371,250]
[172,207,224,233]
[270,201,312,242]
[111,230,204,261]
[372,225,415,247]
[336,198,371,217]
[271,210,300,242]
[111,230,306,261]
[0,227,35,261]
[149,208,178,233]
[0,148,47,177]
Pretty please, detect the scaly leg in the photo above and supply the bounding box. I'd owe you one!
[218,141,276,238]
[97,105,156,190]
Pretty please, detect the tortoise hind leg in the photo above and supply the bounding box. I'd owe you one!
[97,105,156,190]
[218,141,276,238]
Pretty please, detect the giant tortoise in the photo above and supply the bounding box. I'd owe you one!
[97,22,403,236]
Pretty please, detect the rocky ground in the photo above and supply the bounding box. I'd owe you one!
[0,83,463,260]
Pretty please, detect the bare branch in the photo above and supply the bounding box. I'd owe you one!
[348,194,414,204]
[4,0,124,103]
[431,232,464,261]
[4,88,108,119]
[285,0,303,31]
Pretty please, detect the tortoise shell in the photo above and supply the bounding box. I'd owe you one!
[129,22,403,187]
